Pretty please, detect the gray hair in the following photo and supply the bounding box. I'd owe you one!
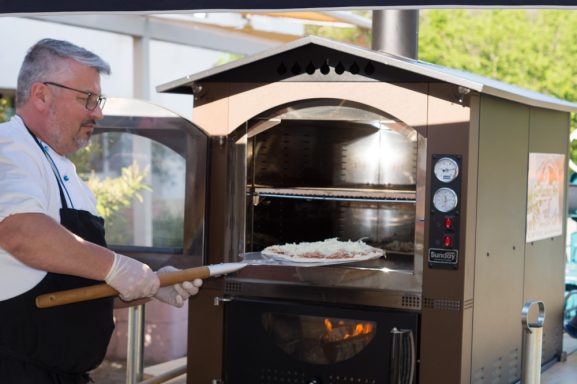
[16,38,111,108]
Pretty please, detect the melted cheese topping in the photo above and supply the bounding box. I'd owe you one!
[265,238,379,257]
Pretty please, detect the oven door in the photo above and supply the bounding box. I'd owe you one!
[224,297,419,384]
[94,97,209,269]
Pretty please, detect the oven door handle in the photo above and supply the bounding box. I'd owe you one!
[389,327,416,384]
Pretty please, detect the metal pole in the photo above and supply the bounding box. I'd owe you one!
[126,305,146,384]
[371,10,419,59]
[125,17,151,384]
[521,301,545,384]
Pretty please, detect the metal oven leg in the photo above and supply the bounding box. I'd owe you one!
[521,301,545,384]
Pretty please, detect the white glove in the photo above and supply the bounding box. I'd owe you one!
[153,266,203,308]
[105,253,160,301]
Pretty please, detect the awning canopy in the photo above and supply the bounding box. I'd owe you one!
[1,0,577,15]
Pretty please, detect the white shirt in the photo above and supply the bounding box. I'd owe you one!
[0,115,100,299]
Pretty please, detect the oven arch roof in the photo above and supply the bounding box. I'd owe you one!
[157,35,577,113]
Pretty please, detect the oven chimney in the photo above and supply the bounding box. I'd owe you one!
[371,10,419,59]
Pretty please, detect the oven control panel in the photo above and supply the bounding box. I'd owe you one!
[428,154,462,269]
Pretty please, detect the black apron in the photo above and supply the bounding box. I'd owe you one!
[0,131,115,384]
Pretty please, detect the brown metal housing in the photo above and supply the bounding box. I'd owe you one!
[159,36,577,383]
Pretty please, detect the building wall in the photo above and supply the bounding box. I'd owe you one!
[0,17,226,118]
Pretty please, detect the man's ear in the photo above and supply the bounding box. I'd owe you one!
[29,83,49,111]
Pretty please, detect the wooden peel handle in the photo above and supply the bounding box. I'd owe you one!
[35,266,211,308]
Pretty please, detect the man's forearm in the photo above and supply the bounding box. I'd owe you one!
[0,212,113,281]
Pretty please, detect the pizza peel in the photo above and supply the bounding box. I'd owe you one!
[35,262,247,308]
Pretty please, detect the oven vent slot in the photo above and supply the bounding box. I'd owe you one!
[259,368,306,384]
[423,298,461,311]
[401,295,421,309]
[258,369,378,384]
[328,375,377,384]
[224,282,243,294]
[276,60,376,77]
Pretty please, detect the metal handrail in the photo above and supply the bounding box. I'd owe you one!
[139,363,187,384]
[126,305,146,384]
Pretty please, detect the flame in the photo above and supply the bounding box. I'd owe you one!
[323,318,374,341]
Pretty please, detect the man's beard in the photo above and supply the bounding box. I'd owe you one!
[74,131,91,150]
[74,120,96,150]
[47,103,94,153]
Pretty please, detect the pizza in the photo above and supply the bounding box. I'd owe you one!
[261,238,385,263]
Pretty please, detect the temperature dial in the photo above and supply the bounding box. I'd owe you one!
[433,188,458,213]
[434,157,460,183]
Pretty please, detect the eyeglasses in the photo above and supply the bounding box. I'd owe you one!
[43,81,106,111]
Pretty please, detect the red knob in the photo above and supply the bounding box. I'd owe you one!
[443,235,453,248]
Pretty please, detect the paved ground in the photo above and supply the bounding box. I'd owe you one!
[90,359,126,384]
[90,336,577,384]
[541,335,577,384]
[90,358,187,384]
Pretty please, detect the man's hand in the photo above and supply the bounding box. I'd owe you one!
[153,266,203,308]
[105,253,159,301]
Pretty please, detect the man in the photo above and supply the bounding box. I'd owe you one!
[0,39,202,383]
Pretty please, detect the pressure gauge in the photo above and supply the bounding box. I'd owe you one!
[434,157,460,183]
[433,187,459,212]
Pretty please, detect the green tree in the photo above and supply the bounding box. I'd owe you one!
[419,10,577,103]
[69,136,151,227]
[305,11,371,47]
[418,9,577,164]
[0,97,11,123]
[83,161,151,220]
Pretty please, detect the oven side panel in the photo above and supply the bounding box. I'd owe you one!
[186,289,225,383]
[470,95,529,383]
[420,83,473,384]
[524,107,568,363]
[187,96,234,384]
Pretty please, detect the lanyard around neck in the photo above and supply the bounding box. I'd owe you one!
[25,127,74,209]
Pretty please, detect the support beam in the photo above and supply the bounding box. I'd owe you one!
[26,15,281,55]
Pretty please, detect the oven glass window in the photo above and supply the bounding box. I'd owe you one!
[262,312,376,365]
[71,132,185,248]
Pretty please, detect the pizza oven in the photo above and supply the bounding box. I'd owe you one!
[221,100,423,383]
[156,36,574,384]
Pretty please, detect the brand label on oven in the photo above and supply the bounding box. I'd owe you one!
[428,248,458,268]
